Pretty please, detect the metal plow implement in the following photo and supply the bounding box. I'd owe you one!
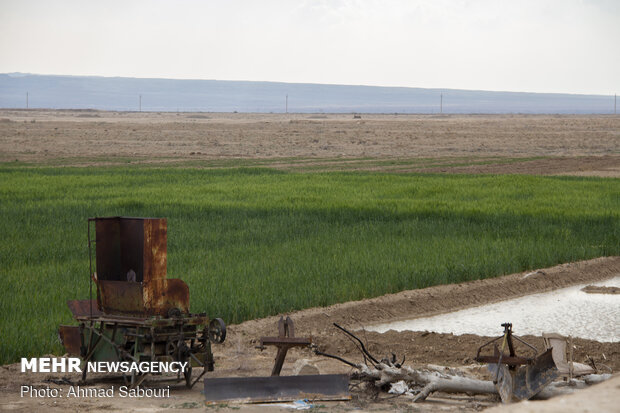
[475,323,559,403]
[58,217,226,388]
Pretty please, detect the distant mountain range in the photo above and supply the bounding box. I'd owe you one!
[0,73,615,114]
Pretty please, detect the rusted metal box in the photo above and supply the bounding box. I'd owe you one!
[93,217,189,317]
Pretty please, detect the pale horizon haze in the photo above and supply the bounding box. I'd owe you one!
[1,0,618,96]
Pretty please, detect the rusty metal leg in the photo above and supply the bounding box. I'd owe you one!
[271,346,289,376]
[81,322,104,382]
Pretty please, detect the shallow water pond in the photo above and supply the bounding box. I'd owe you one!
[369,276,620,342]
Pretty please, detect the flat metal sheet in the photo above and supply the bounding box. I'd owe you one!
[488,363,514,403]
[58,325,81,356]
[204,374,350,404]
[67,299,102,318]
[98,280,145,315]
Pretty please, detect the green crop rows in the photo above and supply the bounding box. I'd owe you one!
[0,166,618,364]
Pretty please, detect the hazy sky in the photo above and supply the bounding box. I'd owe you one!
[1,0,618,95]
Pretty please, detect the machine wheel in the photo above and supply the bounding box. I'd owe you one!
[165,339,179,357]
[208,318,226,344]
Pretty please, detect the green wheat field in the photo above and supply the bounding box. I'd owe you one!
[0,165,618,364]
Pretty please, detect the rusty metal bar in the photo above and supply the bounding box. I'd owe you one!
[475,355,531,365]
[260,337,313,346]
[271,347,288,376]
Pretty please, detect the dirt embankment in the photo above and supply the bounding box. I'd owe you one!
[228,256,620,371]
[232,256,620,341]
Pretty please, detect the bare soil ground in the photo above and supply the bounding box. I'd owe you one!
[0,110,618,175]
[1,111,618,412]
[1,257,618,412]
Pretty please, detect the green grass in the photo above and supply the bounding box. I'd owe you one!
[0,166,618,364]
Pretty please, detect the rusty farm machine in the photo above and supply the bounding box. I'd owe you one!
[59,217,226,388]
